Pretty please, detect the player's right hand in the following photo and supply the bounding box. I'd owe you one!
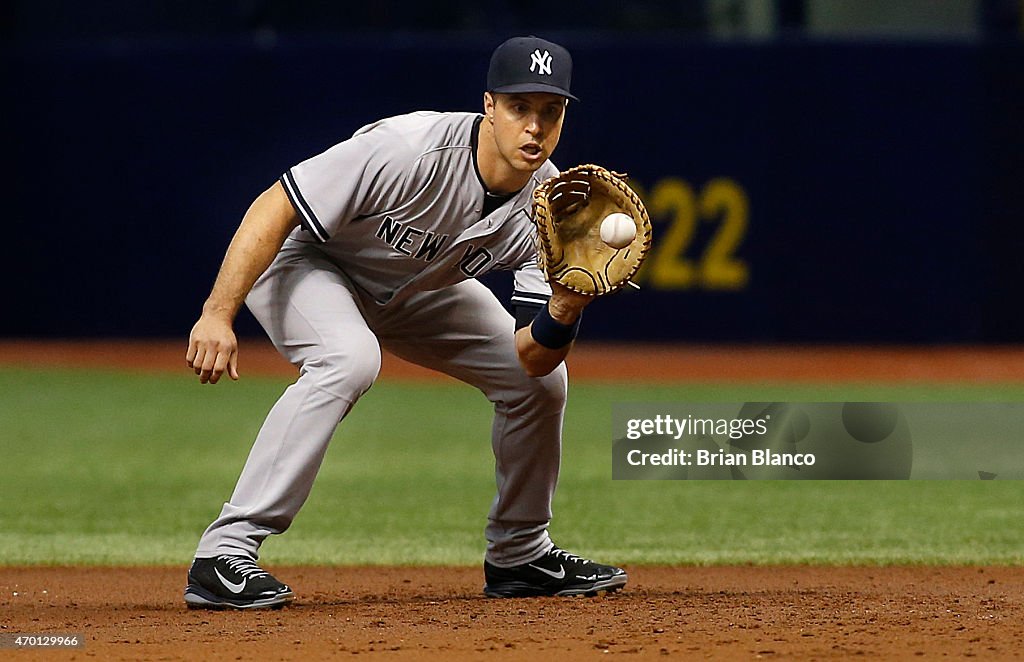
[186,315,239,384]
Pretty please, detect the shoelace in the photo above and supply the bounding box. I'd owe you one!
[219,556,269,579]
[550,548,589,565]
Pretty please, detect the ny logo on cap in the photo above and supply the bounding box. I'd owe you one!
[530,49,553,75]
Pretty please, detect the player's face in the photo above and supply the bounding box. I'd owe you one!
[486,92,566,172]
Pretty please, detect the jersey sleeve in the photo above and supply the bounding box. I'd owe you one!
[280,126,412,242]
[511,259,552,329]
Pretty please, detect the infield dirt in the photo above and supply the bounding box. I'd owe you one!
[3,565,1023,660]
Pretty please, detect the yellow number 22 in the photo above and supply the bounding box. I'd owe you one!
[632,177,750,291]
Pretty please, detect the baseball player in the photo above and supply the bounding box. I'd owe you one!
[183,36,627,610]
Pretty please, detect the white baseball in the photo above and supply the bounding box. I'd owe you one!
[599,213,636,249]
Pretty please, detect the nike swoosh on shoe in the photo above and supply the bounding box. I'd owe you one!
[214,568,247,594]
[527,563,566,579]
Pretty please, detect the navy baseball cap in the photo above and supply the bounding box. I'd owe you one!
[487,36,578,102]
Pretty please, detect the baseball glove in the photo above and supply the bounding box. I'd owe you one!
[533,164,652,296]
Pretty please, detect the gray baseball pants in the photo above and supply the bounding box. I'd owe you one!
[195,245,565,566]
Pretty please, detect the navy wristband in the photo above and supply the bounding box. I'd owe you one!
[530,303,582,349]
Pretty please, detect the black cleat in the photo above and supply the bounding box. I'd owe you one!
[483,546,627,598]
[184,555,294,610]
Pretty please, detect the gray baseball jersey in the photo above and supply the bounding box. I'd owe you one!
[195,110,568,568]
[280,111,555,309]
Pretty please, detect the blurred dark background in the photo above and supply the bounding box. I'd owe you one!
[4,1,1023,342]
[4,1,1021,38]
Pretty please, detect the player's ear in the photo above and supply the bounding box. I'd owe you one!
[483,92,495,121]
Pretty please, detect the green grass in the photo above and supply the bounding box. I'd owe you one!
[1,366,1022,566]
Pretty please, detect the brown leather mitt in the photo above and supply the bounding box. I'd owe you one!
[532,164,652,296]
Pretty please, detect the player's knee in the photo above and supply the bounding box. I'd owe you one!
[303,347,381,399]
[523,362,568,411]
[331,349,381,396]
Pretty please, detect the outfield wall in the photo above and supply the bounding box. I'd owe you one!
[6,36,1023,341]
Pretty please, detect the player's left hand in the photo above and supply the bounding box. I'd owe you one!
[547,281,593,324]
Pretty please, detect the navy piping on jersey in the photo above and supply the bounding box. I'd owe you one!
[512,289,550,330]
[470,114,519,218]
[470,114,488,193]
[280,171,329,242]
[511,290,550,307]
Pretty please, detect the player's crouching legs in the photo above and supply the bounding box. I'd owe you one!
[482,363,628,598]
[484,362,567,563]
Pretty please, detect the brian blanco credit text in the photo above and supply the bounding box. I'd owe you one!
[622,414,816,467]
[626,447,816,467]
